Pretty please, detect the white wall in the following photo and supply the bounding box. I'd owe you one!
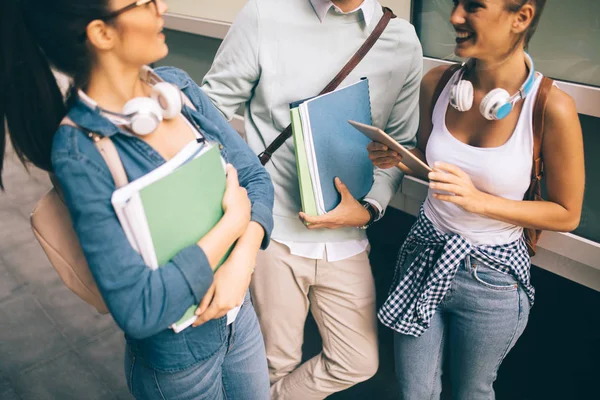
[166,0,411,23]
[166,0,248,22]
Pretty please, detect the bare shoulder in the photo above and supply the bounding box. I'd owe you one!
[545,85,578,123]
[544,85,580,139]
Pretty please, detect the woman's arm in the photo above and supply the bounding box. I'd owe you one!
[193,221,264,326]
[197,164,252,268]
[185,76,275,248]
[52,136,221,340]
[430,87,585,232]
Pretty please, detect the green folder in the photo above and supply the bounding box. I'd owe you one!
[291,107,318,217]
[138,145,232,332]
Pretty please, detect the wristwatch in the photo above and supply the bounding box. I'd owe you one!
[359,200,378,230]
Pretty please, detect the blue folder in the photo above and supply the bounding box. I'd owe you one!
[301,79,374,212]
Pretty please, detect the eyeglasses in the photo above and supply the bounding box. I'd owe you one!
[102,0,158,20]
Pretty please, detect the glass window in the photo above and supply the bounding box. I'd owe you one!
[572,114,600,243]
[412,0,600,87]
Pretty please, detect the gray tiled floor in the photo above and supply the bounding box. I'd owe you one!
[1,146,132,400]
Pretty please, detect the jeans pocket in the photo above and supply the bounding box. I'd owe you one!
[472,262,518,291]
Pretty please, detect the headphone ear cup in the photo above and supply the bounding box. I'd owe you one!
[122,97,163,135]
[449,79,474,112]
[151,82,183,119]
[479,88,512,120]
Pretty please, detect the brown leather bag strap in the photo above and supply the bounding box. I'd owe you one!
[258,7,396,165]
[431,64,462,120]
[531,76,554,180]
[59,117,129,188]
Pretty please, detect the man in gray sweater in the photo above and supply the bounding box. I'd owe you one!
[202,0,422,398]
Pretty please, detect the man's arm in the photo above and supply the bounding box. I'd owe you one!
[201,0,261,120]
[365,36,423,213]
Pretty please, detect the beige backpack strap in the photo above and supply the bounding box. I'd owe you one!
[60,117,128,188]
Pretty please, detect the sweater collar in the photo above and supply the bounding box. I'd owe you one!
[310,0,374,25]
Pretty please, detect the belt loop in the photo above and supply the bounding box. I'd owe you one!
[464,255,472,272]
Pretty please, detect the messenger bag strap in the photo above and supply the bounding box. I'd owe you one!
[258,6,397,166]
[59,117,129,188]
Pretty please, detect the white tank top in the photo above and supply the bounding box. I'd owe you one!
[423,70,544,245]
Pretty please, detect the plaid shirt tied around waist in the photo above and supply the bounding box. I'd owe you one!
[378,207,535,337]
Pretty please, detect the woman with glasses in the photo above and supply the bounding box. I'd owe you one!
[0,1,273,399]
[368,0,584,398]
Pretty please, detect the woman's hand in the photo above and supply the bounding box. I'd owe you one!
[299,177,371,229]
[222,164,251,237]
[192,253,253,327]
[429,162,488,215]
[367,141,403,169]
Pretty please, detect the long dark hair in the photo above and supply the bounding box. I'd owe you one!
[0,0,110,189]
[506,0,547,48]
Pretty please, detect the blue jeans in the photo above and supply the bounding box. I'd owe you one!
[394,255,530,400]
[124,293,270,399]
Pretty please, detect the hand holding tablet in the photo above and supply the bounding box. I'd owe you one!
[348,120,432,179]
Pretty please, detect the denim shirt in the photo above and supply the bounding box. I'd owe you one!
[51,67,274,372]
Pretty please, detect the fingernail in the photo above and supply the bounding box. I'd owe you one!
[434,162,441,167]
[428,172,434,179]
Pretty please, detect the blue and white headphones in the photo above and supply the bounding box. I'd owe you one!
[449,52,536,120]
[78,66,184,136]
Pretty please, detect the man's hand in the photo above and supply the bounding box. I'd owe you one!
[367,141,403,169]
[299,177,371,229]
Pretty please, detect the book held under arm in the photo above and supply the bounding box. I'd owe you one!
[291,79,375,216]
[112,141,239,333]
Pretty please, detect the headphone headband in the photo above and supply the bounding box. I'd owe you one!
[77,66,184,135]
[449,52,537,120]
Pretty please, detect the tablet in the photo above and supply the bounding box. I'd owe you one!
[348,120,432,178]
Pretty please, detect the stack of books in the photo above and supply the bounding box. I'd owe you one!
[291,79,374,216]
[111,140,239,333]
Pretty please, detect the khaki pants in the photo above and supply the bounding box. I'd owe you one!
[250,241,379,400]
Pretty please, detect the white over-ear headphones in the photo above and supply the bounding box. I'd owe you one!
[78,66,184,135]
[449,53,536,121]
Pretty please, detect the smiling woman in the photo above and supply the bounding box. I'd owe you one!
[368,0,585,398]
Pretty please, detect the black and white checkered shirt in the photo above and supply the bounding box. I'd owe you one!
[378,207,534,337]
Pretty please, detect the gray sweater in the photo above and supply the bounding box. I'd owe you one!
[202,0,422,243]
